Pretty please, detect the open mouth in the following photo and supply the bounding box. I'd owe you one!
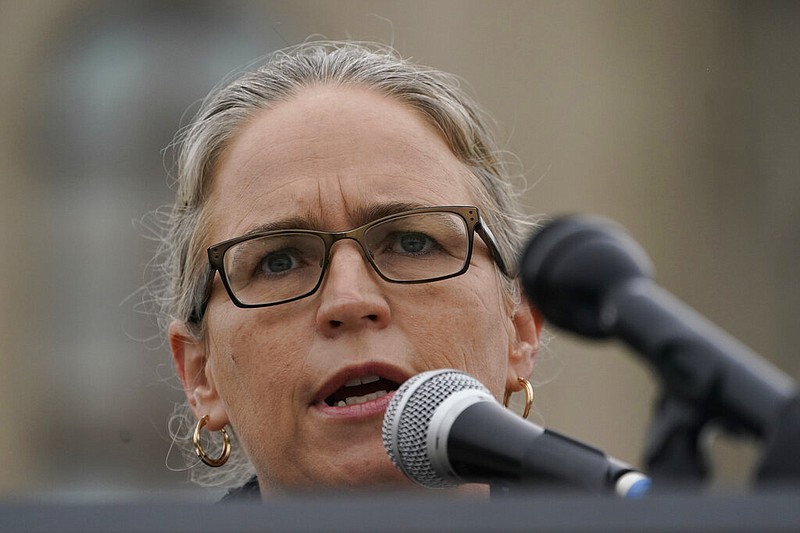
[324,375,401,407]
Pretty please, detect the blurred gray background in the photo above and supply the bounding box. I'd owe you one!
[1,0,798,501]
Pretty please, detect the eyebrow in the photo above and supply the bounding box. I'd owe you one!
[239,201,433,236]
[240,213,324,237]
[350,201,432,227]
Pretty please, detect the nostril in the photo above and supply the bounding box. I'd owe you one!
[329,320,343,328]
[366,314,378,321]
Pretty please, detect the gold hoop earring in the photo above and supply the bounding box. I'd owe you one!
[193,415,231,467]
[503,377,534,419]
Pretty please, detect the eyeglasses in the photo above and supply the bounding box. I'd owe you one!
[192,206,508,320]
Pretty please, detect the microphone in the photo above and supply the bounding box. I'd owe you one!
[382,369,650,497]
[519,215,796,437]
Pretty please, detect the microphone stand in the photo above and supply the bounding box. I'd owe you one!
[642,394,710,485]
[755,392,800,484]
[643,387,800,488]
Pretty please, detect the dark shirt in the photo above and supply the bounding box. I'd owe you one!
[220,476,261,502]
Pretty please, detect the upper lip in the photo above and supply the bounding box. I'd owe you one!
[313,362,412,406]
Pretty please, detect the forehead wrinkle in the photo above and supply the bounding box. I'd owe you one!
[219,117,324,197]
[334,174,353,226]
[318,174,328,220]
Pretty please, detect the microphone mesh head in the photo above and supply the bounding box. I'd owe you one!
[382,369,489,488]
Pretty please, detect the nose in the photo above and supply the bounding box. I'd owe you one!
[315,240,391,336]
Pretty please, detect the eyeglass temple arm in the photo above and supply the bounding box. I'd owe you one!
[188,266,216,325]
[476,221,514,278]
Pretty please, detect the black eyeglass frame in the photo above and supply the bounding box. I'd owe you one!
[190,206,509,322]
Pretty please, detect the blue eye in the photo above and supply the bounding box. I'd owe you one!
[259,251,297,274]
[397,232,431,254]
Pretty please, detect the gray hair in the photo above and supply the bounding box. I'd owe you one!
[155,40,537,488]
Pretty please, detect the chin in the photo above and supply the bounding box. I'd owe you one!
[322,459,415,492]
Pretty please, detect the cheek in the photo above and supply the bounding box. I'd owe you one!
[408,277,511,395]
[210,303,308,364]
[206,309,309,422]
[205,309,317,476]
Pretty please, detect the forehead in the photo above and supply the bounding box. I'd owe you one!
[206,85,478,241]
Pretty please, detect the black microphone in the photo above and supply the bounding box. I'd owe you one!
[382,369,650,497]
[519,215,796,438]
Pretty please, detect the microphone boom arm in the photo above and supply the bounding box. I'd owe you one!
[606,277,795,437]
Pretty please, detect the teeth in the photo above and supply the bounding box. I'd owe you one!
[340,390,389,406]
[344,375,380,387]
[331,375,390,407]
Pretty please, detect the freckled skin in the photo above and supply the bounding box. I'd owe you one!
[171,86,538,496]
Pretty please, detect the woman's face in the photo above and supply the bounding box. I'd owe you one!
[171,85,538,495]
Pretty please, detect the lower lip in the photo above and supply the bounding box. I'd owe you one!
[315,391,396,420]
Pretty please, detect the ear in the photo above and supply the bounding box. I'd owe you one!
[169,320,229,431]
[506,293,544,392]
